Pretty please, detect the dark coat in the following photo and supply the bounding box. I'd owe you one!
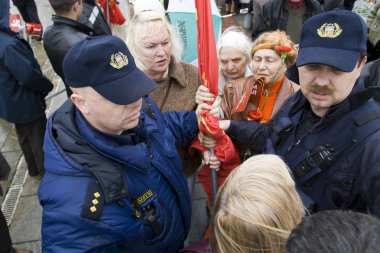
[43,15,93,82]
[0,27,53,123]
[251,0,323,40]
[361,59,380,88]
[316,0,344,10]
[80,0,112,36]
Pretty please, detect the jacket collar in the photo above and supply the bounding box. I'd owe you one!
[289,80,366,132]
[51,100,129,203]
[52,15,94,34]
[75,109,152,174]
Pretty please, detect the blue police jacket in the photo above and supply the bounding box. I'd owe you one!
[227,80,380,217]
[38,98,198,252]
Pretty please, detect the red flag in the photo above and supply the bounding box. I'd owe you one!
[195,0,218,96]
[191,1,240,202]
[97,0,126,25]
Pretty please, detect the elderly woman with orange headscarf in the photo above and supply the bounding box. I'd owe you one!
[221,30,299,122]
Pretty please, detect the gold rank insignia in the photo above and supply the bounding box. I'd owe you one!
[81,182,105,221]
[110,52,128,69]
[89,192,101,212]
[317,23,342,38]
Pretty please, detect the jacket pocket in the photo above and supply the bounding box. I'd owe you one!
[330,170,355,208]
[141,196,168,244]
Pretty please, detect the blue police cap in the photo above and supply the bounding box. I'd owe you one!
[63,35,157,104]
[296,9,367,72]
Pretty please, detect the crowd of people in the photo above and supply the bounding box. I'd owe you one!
[1,0,380,252]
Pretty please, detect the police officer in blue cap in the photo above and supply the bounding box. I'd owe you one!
[38,35,203,252]
[208,9,380,217]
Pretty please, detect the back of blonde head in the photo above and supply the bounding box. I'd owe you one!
[125,11,182,71]
[210,154,305,253]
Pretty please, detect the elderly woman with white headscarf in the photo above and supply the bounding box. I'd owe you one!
[217,27,252,96]
[196,27,252,119]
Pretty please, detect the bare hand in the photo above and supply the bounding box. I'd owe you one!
[196,85,215,104]
[209,97,222,118]
[195,103,212,118]
[202,150,221,171]
[219,120,231,131]
[198,132,217,149]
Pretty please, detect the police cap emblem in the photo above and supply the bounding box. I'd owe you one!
[110,52,128,69]
[317,23,342,38]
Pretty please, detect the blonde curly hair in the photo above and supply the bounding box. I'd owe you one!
[251,30,298,67]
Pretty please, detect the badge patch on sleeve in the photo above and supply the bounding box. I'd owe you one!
[81,182,105,221]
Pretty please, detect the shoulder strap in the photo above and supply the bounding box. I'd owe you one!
[288,99,380,185]
[349,86,380,110]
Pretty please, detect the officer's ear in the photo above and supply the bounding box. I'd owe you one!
[357,54,367,69]
[72,0,82,13]
[70,89,90,115]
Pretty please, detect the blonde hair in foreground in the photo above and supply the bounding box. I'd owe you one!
[210,154,305,253]
[125,11,183,71]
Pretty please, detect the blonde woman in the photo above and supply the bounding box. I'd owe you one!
[210,154,305,253]
[126,11,202,178]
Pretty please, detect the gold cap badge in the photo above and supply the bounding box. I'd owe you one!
[110,52,128,69]
[317,23,342,38]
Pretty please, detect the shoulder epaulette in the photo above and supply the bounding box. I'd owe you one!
[81,181,105,221]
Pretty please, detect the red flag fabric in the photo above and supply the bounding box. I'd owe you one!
[195,0,218,96]
[192,0,240,202]
[97,0,126,25]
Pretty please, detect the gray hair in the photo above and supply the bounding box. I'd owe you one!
[216,26,252,64]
